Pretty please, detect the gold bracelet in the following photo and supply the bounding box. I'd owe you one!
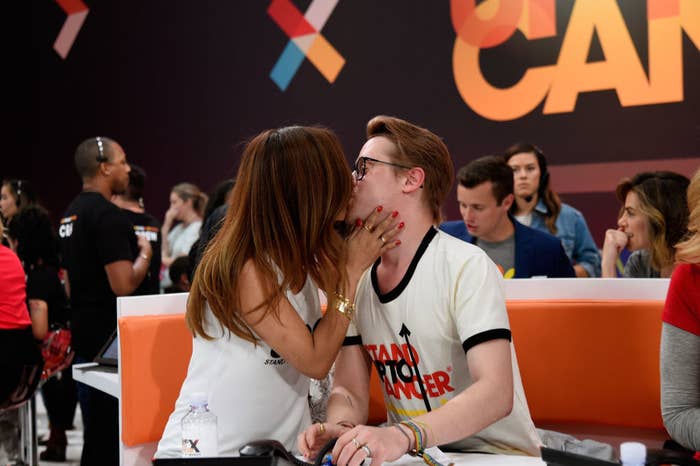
[334,292,355,320]
[140,253,151,261]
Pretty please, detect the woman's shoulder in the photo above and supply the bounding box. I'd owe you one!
[559,202,586,219]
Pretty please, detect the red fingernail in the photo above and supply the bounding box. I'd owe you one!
[392,211,399,218]
[377,206,383,212]
[395,240,401,245]
[355,218,362,227]
[398,222,405,229]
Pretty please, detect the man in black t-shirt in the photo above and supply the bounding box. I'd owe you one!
[112,164,162,295]
[59,136,152,466]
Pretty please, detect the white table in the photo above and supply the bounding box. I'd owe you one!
[386,451,546,466]
[72,362,120,398]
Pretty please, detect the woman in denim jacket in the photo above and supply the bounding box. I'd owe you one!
[505,143,601,277]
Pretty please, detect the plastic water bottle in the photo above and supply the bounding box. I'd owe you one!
[181,392,218,457]
[620,442,646,466]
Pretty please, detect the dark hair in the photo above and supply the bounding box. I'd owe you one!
[2,179,36,213]
[6,205,60,270]
[124,164,146,206]
[169,256,191,284]
[188,126,352,342]
[504,142,561,234]
[457,155,513,204]
[203,179,235,225]
[366,115,454,224]
[616,171,690,271]
[74,136,118,179]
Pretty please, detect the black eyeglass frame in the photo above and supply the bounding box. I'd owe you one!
[352,156,412,181]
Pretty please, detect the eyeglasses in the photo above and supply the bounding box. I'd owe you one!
[352,156,412,181]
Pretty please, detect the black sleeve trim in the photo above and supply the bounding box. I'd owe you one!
[462,329,511,353]
[343,335,363,346]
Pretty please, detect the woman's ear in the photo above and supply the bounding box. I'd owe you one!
[402,167,425,193]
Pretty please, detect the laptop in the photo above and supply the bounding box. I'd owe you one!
[94,329,118,367]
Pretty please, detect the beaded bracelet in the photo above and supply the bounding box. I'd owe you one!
[399,420,453,466]
[334,292,355,320]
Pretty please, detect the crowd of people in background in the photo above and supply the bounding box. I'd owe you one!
[0,123,698,464]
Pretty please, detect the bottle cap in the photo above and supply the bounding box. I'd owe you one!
[188,392,208,407]
[620,442,646,465]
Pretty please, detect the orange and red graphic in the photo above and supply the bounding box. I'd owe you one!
[53,0,89,59]
[365,324,454,414]
[267,0,345,91]
[451,0,700,121]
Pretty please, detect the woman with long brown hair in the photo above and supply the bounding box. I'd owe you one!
[602,171,689,277]
[155,126,402,458]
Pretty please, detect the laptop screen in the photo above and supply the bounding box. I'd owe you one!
[94,330,118,367]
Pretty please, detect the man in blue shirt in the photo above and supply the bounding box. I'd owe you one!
[440,156,575,279]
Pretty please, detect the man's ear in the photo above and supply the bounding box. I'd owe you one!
[402,167,425,193]
[99,162,111,177]
[502,193,514,210]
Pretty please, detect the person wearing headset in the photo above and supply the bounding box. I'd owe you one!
[59,136,152,465]
[1,179,37,244]
[504,143,601,277]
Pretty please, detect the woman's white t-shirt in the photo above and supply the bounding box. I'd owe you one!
[155,276,321,458]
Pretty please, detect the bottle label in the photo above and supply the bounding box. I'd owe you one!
[182,424,217,457]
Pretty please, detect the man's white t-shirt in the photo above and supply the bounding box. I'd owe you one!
[155,276,320,458]
[346,228,541,455]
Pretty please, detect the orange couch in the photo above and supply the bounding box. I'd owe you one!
[118,299,666,448]
[366,299,666,432]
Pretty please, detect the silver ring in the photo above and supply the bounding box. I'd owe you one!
[352,437,361,449]
[380,235,386,244]
[361,445,372,458]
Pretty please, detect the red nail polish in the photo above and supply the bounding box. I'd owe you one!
[398,222,405,229]
[395,240,401,245]
[392,211,399,218]
[355,218,362,227]
[376,206,383,212]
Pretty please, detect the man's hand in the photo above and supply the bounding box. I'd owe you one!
[137,234,152,258]
[332,425,410,466]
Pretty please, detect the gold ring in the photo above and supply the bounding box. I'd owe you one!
[362,224,373,233]
[352,437,361,449]
[380,235,386,244]
[361,445,372,458]
[317,422,325,434]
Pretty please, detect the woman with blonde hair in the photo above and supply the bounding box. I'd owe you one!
[602,171,689,277]
[155,126,401,458]
[160,182,207,289]
[661,168,700,453]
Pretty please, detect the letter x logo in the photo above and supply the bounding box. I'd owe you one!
[267,0,345,91]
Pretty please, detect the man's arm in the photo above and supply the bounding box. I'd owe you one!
[298,344,371,458]
[411,338,513,446]
[104,235,152,296]
[330,338,515,466]
[326,345,372,426]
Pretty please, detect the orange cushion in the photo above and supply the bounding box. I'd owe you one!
[367,365,387,425]
[507,300,664,429]
[119,314,192,446]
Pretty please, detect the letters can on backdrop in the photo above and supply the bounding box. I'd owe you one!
[22,1,700,242]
